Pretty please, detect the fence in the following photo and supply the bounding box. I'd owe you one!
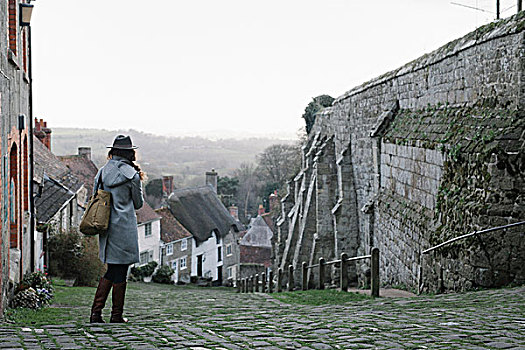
[237,247,380,297]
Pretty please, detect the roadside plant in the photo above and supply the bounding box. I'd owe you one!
[48,228,105,286]
[11,270,55,309]
[141,261,158,277]
[152,265,174,284]
[129,261,158,281]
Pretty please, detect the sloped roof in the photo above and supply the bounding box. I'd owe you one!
[261,213,275,233]
[58,154,98,196]
[167,186,243,243]
[33,137,83,224]
[33,136,82,193]
[240,215,273,248]
[35,175,75,224]
[155,207,192,243]
[136,202,161,224]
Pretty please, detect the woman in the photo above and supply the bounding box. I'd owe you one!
[90,135,144,323]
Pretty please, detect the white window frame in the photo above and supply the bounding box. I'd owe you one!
[145,222,152,237]
[180,256,187,270]
[171,260,177,270]
[181,238,187,251]
[227,266,232,279]
[140,251,149,264]
[226,244,232,256]
[166,243,173,256]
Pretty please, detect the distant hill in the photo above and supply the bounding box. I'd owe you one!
[51,128,296,188]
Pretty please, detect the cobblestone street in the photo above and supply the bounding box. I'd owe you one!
[1,283,524,349]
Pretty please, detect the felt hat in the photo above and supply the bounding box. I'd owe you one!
[106,135,138,149]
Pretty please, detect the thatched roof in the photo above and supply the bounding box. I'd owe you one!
[167,186,242,243]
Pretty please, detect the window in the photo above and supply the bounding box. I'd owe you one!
[180,256,187,270]
[217,246,222,262]
[227,266,235,279]
[171,260,177,270]
[181,238,187,251]
[145,223,152,237]
[166,243,173,256]
[226,244,232,256]
[140,251,149,264]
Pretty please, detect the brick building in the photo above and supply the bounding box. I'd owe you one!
[0,0,35,313]
[238,213,273,280]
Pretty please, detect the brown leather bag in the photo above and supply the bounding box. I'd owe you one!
[80,176,111,235]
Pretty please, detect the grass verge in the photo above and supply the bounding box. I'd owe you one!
[272,289,371,306]
[5,278,94,326]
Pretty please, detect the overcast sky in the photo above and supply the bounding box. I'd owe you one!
[31,0,515,139]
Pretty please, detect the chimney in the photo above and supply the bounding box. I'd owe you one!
[78,147,91,160]
[205,169,218,193]
[229,205,239,221]
[34,118,52,150]
[258,204,265,216]
[269,190,279,212]
[162,175,174,196]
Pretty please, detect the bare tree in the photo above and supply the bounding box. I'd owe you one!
[234,162,259,220]
[256,144,301,186]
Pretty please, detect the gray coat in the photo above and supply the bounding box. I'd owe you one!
[93,156,144,264]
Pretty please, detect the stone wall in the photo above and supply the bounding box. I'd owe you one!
[274,13,525,292]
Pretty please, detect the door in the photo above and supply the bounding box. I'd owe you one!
[217,266,223,285]
[197,254,203,277]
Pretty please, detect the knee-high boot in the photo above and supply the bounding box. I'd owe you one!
[110,282,128,323]
[90,277,113,323]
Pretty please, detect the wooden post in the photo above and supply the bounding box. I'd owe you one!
[288,265,294,291]
[241,278,246,293]
[236,279,241,293]
[254,274,259,293]
[247,276,251,293]
[497,0,500,19]
[371,247,380,297]
[519,0,523,12]
[261,272,266,293]
[302,262,307,291]
[340,252,348,292]
[277,268,283,292]
[268,270,274,293]
[318,257,325,290]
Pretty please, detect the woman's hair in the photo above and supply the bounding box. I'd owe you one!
[107,148,146,180]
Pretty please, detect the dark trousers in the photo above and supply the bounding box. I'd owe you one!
[103,264,129,284]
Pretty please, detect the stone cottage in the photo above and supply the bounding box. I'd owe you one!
[156,207,192,283]
[33,130,85,272]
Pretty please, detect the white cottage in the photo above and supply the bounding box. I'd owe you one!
[135,202,162,266]
[167,171,243,285]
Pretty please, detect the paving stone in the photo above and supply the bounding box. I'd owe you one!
[1,283,524,348]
